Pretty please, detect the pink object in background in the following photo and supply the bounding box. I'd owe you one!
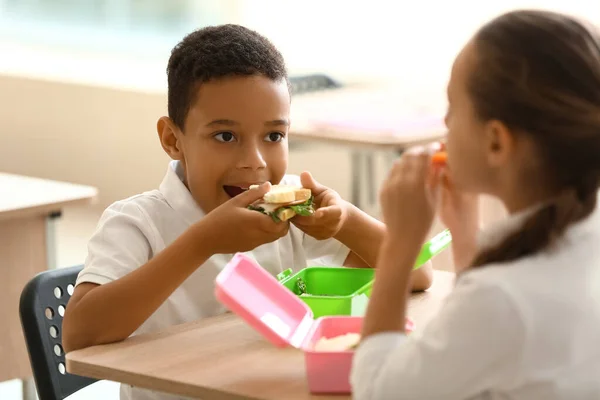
[215,253,414,394]
[312,114,444,138]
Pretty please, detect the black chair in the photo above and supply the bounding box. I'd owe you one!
[19,265,97,400]
[289,73,341,95]
[288,73,342,153]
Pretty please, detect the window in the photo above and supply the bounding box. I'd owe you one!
[0,0,238,58]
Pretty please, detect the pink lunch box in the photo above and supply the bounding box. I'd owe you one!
[214,253,414,394]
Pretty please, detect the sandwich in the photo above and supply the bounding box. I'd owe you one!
[248,184,315,222]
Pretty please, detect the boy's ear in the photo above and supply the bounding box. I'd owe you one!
[157,117,184,161]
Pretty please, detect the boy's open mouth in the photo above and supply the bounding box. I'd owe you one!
[223,185,247,198]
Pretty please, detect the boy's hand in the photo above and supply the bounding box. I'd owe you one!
[292,172,349,240]
[198,183,290,254]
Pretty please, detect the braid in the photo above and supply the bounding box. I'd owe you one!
[471,174,599,267]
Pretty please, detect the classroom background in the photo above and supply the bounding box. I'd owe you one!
[1,0,598,399]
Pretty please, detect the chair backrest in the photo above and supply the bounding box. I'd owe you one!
[19,265,97,400]
[289,74,341,95]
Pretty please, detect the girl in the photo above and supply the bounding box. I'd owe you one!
[351,10,600,400]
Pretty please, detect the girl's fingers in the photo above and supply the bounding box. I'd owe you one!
[442,170,453,190]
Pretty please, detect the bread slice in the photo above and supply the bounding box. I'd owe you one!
[276,208,297,222]
[248,184,314,222]
[250,184,311,204]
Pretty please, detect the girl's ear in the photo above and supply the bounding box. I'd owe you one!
[157,116,184,161]
[484,119,515,168]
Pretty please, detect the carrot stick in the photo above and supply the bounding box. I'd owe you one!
[431,151,447,166]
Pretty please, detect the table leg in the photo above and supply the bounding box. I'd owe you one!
[22,378,37,400]
[45,211,61,270]
[365,152,376,208]
[385,150,398,172]
[0,215,46,383]
[351,151,365,209]
[386,149,406,170]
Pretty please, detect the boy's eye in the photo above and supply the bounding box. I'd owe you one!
[265,132,285,142]
[214,132,236,143]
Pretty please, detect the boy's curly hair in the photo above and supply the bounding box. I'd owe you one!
[167,24,288,130]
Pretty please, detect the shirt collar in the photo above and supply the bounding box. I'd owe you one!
[476,204,541,251]
[159,160,205,225]
[477,199,600,251]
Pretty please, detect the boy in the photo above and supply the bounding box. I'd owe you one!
[63,24,433,400]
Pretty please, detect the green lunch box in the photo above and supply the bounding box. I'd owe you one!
[277,229,452,318]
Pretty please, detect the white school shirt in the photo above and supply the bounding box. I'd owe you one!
[351,205,600,400]
[76,160,350,400]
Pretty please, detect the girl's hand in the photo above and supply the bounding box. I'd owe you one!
[431,163,480,271]
[292,172,349,240]
[380,148,436,246]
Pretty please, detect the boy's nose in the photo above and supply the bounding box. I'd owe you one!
[237,146,267,170]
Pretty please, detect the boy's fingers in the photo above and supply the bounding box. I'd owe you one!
[264,218,290,233]
[256,212,277,228]
[234,182,271,206]
[314,205,341,220]
[300,171,326,193]
[293,207,331,225]
[291,205,341,227]
[292,215,315,226]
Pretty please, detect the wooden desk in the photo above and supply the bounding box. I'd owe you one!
[67,270,455,399]
[291,85,446,149]
[0,173,97,388]
[290,85,446,210]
